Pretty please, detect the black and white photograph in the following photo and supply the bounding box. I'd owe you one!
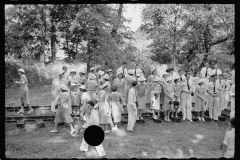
[5,3,235,159]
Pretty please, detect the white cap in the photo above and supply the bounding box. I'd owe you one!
[138,76,146,81]
[103,74,109,80]
[18,68,25,74]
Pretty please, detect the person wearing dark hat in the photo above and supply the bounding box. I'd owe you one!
[15,68,34,114]
[206,74,221,121]
[107,69,114,85]
[78,68,87,85]
[99,74,111,94]
[50,84,76,136]
[108,85,124,130]
[178,69,186,82]
[180,71,194,122]
[127,81,138,132]
[221,117,235,158]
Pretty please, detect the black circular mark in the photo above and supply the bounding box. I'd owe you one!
[159,157,169,160]
[129,158,139,160]
[218,157,229,160]
[84,125,105,146]
[188,157,198,160]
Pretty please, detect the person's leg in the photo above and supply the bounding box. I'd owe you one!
[186,95,192,122]
[80,138,89,152]
[213,97,219,121]
[181,93,187,120]
[67,123,75,133]
[95,144,107,157]
[230,97,235,117]
[208,96,213,119]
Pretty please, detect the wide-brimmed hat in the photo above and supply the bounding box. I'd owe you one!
[152,68,157,74]
[107,69,113,73]
[79,68,85,74]
[198,79,205,84]
[222,72,229,77]
[174,75,180,80]
[154,76,161,82]
[128,69,135,75]
[138,76,146,81]
[89,74,96,80]
[18,68,25,74]
[90,67,95,72]
[117,71,123,76]
[70,69,76,74]
[98,70,104,76]
[79,85,86,90]
[58,71,65,76]
[166,77,172,82]
[162,71,168,76]
[136,73,141,77]
[60,84,68,91]
[103,74,109,80]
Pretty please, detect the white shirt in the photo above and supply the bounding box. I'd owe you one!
[207,82,221,94]
[85,109,99,128]
[211,68,222,76]
[81,92,91,105]
[128,88,136,106]
[181,79,194,93]
[230,84,235,96]
[200,67,212,78]
[223,128,235,151]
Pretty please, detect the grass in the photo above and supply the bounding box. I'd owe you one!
[5,76,229,159]
[5,118,228,159]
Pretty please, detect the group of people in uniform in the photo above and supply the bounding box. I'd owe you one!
[14,61,235,158]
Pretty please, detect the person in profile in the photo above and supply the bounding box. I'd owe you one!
[221,117,235,158]
[80,101,106,158]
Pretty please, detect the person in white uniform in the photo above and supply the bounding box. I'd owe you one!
[180,71,194,122]
[80,101,106,158]
[206,74,221,121]
[229,79,235,118]
[222,117,235,158]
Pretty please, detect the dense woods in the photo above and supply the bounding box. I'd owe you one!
[5,4,234,87]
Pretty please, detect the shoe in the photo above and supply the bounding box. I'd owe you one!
[201,117,205,121]
[112,127,118,131]
[176,115,178,118]
[71,133,80,137]
[105,130,110,134]
[17,109,24,114]
[28,109,34,114]
[189,119,193,122]
[197,117,201,121]
[50,130,58,133]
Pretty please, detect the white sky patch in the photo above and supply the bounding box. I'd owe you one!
[123,4,145,32]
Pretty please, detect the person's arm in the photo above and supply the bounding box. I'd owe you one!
[222,132,230,157]
[15,76,25,84]
[230,84,235,96]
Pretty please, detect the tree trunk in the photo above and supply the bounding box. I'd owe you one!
[86,41,91,73]
[111,4,123,38]
[40,4,46,64]
[50,18,56,62]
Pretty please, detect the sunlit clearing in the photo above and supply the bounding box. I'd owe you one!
[195,134,204,140]
[47,136,67,143]
[142,151,148,157]
[189,138,200,143]
[112,128,127,137]
[85,147,99,158]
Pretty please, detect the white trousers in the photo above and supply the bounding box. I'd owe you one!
[208,96,219,120]
[181,92,192,121]
[80,137,106,157]
[230,97,235,118]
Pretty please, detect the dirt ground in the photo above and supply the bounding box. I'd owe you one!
[5,85,228,158]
